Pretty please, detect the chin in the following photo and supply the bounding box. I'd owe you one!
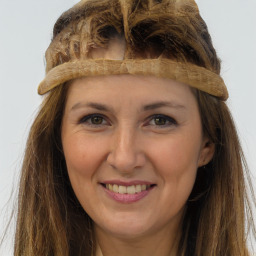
[94,214,153,239]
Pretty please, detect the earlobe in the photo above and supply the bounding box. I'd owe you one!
[198,139,215,167]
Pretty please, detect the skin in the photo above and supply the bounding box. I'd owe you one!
[61,37,214,256]
[61,74,215,256]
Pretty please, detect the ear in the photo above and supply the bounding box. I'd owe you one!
[197,137,215,167]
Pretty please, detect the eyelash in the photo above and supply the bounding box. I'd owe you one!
[78,114,108,126]
[146,114,177,127]
[78,114,177,128]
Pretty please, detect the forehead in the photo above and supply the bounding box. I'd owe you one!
[64,74,198,113]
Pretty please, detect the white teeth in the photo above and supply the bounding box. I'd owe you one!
[135,185,141,193]
[105,184,152,194]
[127,185,136,194]
[141,184,146,191]
[118,185,127,194]
[113,184,119,193]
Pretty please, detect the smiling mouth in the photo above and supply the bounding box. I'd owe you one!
[101,184,156,195]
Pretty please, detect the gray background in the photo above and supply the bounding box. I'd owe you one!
[1,0,255,254]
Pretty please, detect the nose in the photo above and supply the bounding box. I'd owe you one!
[106,126,146,173]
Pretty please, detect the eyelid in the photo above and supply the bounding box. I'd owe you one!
[78,113,110,126]
[77,113,177,128]
[145,114,178,127]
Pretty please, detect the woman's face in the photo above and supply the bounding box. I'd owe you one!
[61,74,214,240]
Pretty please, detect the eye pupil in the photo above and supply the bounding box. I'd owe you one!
[155,117,166,125]
[91,116,103,124]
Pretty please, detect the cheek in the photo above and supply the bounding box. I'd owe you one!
[148,133,201,204]
[150,133,201,173]
[62,134,106,186]
[62,133,110,214]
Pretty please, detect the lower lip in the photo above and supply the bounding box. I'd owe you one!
[102,185,154,204]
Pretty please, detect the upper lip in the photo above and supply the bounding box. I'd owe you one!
[100,180,156,186]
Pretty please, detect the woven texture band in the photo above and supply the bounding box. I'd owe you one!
[38,58,228,100]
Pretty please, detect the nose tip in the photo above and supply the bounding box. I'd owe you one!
[107,147,144,173]
[106,130,146,173]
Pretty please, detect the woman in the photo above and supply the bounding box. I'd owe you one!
[14,0,255,255]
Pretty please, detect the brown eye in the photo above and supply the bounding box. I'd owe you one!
[79,114,108,126]
[91,116,104,125]
[154,116,168,125]
[147,114,177,127]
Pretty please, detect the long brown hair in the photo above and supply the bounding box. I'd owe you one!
[14,0,255,255]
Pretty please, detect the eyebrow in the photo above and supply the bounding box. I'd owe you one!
[142,101,186,111]
[70,101,186,112]
[71,102,113,112]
